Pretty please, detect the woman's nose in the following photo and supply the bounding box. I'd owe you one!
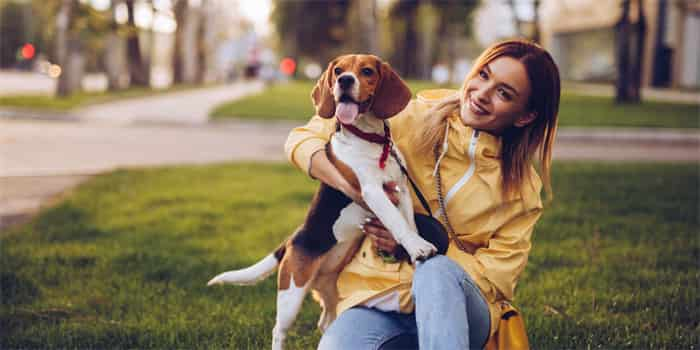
[473,86,490,105]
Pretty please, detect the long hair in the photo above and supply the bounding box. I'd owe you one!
[415,39,560,200]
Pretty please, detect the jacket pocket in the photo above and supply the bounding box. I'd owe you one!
[352,239,401,273]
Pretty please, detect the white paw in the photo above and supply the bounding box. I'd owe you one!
[401,235,437,263]
[206,273,226,286]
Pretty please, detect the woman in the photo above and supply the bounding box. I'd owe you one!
[284,39,560,349]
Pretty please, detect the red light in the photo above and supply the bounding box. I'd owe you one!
[280,58,296,76]
[21,43,35,60]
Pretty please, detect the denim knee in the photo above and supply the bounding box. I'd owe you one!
[412,255,466,297]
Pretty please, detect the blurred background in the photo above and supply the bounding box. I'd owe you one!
[1,2,699,349]
[1,0,698,98]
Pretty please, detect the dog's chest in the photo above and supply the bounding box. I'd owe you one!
[330,133,403,186]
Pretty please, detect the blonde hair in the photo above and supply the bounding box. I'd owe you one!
[415,39,560,200]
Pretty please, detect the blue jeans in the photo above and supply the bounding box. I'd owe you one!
[318,255,491,349]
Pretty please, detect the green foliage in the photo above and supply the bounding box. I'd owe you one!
[210,80,700,129]
[0,162,697,348]
[270,0,351,63]
[558,92,700,129]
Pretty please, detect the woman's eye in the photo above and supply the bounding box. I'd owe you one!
[497,88,511,100]
[334,67,343,75]
[479,70,488,80]
[361,68,374,76]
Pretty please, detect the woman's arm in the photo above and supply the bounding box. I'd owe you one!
[284,115,367,208]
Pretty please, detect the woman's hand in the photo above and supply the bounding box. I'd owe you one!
[363,217,400,255]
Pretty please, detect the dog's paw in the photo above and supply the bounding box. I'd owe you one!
[401,235,437,263]
[206,274,224,286]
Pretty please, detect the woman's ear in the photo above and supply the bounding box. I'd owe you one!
[515,111,537,128]
[311,60,337,118]
[372,61,412,119]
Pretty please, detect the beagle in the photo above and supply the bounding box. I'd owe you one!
[207,55,437,350]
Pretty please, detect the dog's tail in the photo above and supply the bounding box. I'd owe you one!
[206,241,286,286]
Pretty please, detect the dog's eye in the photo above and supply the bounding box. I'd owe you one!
[334,67,343,75]
[361,68,374,76]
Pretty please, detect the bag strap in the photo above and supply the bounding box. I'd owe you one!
[433,144,475,254]
[390,148,433,217]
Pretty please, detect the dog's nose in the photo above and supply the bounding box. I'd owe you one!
[338,75,355,90]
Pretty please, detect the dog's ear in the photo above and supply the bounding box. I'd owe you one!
[372,61,412,119]
[311,60,337,118]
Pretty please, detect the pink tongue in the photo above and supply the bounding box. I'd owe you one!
[336,102,359,124]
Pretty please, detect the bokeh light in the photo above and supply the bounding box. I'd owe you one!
[279,57,296,76]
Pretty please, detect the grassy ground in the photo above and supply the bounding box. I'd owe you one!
[210,80,700,129]
[0,84,212,112]
[1,162,698,348]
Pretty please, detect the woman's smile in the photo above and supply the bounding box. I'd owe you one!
[467,95,490,116]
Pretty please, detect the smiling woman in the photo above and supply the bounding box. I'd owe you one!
[286,38,561,349]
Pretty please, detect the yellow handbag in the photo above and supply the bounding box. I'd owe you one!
[484,302,530,350]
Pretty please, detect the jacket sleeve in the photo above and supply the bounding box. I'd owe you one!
[452,203,542,302]
[284,115,337,177]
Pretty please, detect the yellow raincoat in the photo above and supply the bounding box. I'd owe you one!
[284,90,543,338]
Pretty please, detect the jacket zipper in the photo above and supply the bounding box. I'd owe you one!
[444,129,480,205]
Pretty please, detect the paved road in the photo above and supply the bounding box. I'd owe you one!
[75,82,264,125]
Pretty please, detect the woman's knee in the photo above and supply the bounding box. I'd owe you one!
[318,307,407,350]
[412,255,466,294]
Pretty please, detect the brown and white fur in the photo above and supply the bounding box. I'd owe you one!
[207,55,437,350]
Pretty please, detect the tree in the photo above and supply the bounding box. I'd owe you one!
[615,0,646,103]
[125,0,149,86]
[271,0,351,67]
[507,0,540,42]
[388,0,420,78]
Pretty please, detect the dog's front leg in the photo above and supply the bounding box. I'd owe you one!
[359,180,436,262]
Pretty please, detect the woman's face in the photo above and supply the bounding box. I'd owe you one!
[460,56,534,135]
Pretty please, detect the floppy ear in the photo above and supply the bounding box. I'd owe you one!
[311,60,337,118]
[372,61,412,119]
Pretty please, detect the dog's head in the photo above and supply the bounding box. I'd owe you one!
[311,54,412,124]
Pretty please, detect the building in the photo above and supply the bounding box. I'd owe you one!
[539,0,700,89]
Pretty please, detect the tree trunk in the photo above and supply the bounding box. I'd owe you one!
[403,7,419,78]
[172,0,187,84]
[126,0,149,86]
[181,2,201,84]
[358,0,378,54]
[615,0,631,103]
[629,0,646,102]
[508,0,523,37]
[55,0,72,96]
[105,0,125,90]
[196,0,208,84]
[532,0,541,43]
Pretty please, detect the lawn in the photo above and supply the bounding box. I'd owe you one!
[210,80,700,129]
[0,84,212,112]
[1,162,698,348]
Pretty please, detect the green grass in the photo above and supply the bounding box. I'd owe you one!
[0,84,212,112]
[210,80,700,129]
[1,162,698,348]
